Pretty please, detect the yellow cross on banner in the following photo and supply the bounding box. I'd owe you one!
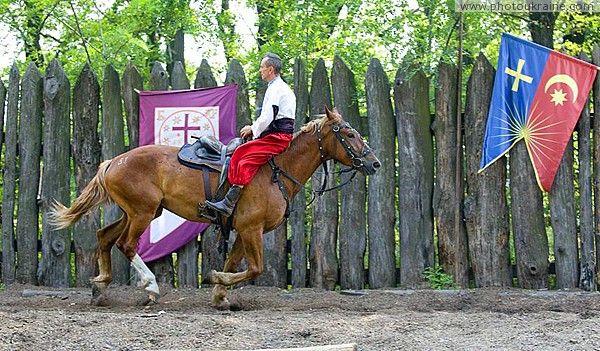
[505,59,533,92]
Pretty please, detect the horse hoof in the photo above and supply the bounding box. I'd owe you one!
[213,297,230,311]
[91,293,111,306]
[149,292,161,303]
[91,282,107,299]
[202,270,218,285]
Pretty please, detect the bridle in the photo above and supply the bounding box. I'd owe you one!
[267,119,374,216]
[314,120,374,194]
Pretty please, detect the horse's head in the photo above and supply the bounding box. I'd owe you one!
[312,107,381,175]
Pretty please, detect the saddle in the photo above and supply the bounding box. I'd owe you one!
[178,135,244,171]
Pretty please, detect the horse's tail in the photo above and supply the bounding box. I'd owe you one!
[49,159,114,229]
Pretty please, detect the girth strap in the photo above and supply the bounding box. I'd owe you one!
[268,158,303,218]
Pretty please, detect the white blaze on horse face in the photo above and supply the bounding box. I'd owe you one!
[131,254,160,295]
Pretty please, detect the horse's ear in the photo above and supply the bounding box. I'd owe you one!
[325,106,332,119]
[325,106,337,120]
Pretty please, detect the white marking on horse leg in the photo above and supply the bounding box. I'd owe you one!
[131,254,160,296]
[211,270,251,286]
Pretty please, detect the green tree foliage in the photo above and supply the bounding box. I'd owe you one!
[0,0,215,80]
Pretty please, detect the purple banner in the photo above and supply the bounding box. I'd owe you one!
[137,84,238,262]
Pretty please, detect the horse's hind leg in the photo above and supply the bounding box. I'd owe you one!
[115,212,161,302]
[211,235,245,309]
[92,216,127,301]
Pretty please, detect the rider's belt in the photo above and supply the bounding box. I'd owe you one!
[259,117,295,138]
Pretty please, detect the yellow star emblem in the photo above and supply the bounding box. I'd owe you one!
[550,89,567,106]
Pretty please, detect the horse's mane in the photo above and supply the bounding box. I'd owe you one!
[294,111,344,139]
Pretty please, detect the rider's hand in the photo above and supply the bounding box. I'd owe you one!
[240,125,253,139]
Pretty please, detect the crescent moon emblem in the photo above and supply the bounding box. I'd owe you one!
[544,74,578,102]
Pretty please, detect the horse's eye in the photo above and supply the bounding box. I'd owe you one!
[347,133,355,138]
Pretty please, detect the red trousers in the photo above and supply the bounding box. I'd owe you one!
[228,132,293,186]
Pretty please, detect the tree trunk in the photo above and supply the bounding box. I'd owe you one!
[290,57,309,288]
[332,56,366,290]
[577,54,595,290]
[2,64,20,285]
[167,29,185,80]
[528,10,557,49]
[72,63,101,288]
[394,66,434,288]
[16,62,43,285]
[38,59,72,287]
[309,58,338,290]
[122,62,143,149]
[366,58,396,288]
[218,0,239,61]
[464,54,512,287]
[146,62,175,287]
[433,62,469,288]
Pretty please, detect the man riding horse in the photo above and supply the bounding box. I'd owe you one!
[205,52,296,216]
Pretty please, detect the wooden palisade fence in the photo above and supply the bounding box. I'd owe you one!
[1,46,600,291]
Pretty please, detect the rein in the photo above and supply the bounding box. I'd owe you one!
[268,120,373,216]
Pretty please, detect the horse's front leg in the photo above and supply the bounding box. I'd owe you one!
[209,230,264,308]
[211,235,245,310]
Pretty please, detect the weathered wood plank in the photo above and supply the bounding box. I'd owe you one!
[332,56,366,290]
[309,58,338,290]
[290,57,309,288]
[2,63,20,285]
[102,64,131,285]
[254,75,287,288]
[171,61,201,288]
[394,66,434,288]
[72,63,101,288]
[578,52,595,290]
[38,59,72,287]
[592,43,600,277]
[433,62,468,288]
[549,140,578,288]
[225,59,252,133]
[122,62,143,149]
[194,59,218,89]
[0,77,5,155]
[170,61,190,90]
[146,61,175,287]
[509,144,548,289]
[255,223,287,288]
[366,58,396,288]
[194,60,224,288]
[509,35,549,290]
[463,54,512,287]
[16,62,44,284]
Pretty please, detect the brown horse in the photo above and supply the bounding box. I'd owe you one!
[50,108,380,309]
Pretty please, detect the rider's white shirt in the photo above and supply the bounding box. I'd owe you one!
[251,76,296,138]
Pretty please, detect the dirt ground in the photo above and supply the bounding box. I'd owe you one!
[1,284,600,350]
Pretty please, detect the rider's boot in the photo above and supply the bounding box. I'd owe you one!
[205,185,243,216]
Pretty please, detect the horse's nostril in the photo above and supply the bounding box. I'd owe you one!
[373,161,381,169]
